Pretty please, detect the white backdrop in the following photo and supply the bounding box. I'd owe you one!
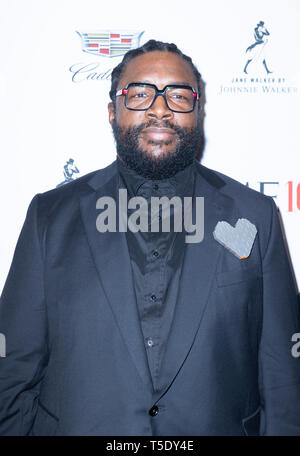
[0,0,299,291]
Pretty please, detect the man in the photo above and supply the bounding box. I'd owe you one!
[0,40,300,436]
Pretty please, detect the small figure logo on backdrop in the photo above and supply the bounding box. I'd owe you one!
[70,30,144,82]
[56,158,80,188]
[243,21,272,75]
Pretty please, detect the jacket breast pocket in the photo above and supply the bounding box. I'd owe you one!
[242,405,261,436]
[31,400,59,436]
[216,265,262,288]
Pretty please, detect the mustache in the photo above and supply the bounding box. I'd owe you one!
[112,118,199,145]
[132,120,187,138]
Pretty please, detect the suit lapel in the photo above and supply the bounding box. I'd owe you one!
[79,162,154,393]
[153,164,239,398]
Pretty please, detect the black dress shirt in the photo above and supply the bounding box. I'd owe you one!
[117,157,196,391]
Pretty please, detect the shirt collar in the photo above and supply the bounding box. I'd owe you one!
[117,156,196,200]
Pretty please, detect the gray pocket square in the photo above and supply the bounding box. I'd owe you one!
[213,218,257,259]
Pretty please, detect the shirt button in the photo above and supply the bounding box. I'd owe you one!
[153,251,159,258]
[151,294,157,301]
[149,405,159,416]
[146,338,154,347]
[153,184,159,190]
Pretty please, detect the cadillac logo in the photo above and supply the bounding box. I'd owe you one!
[76,30,144,58]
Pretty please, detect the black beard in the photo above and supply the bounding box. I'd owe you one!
[111,118,201,179]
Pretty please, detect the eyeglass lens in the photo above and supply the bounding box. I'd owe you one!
[125,85,195,112]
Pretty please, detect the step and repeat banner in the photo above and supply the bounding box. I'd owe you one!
[0,0,299,291]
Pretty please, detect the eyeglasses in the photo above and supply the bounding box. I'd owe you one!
[115,82,199,113]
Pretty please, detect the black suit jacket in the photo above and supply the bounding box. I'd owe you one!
[0,159,300,435]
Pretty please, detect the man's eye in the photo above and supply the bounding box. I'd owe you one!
[128,92,148,99]
[170,94,186,100]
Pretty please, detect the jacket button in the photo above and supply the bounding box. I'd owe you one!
[149,405,159,416]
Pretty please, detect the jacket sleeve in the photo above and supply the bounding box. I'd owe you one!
[259,196,300,435]
[0,195,49,435]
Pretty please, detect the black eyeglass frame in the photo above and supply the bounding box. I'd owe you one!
[115,82,199,113]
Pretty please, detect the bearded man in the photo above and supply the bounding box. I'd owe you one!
[0,40,299,436]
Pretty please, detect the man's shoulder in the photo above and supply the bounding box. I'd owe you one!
[196,162,272,204]
[36,160,117,211]
[195,162,276,221]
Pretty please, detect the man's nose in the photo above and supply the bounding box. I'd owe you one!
[146,94,173,119]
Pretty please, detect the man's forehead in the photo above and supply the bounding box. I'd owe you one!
[118,51,196,88]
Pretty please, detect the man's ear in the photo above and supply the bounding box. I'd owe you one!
[108,101,115,125]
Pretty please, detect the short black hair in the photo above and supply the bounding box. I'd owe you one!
[109,39,202,107]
